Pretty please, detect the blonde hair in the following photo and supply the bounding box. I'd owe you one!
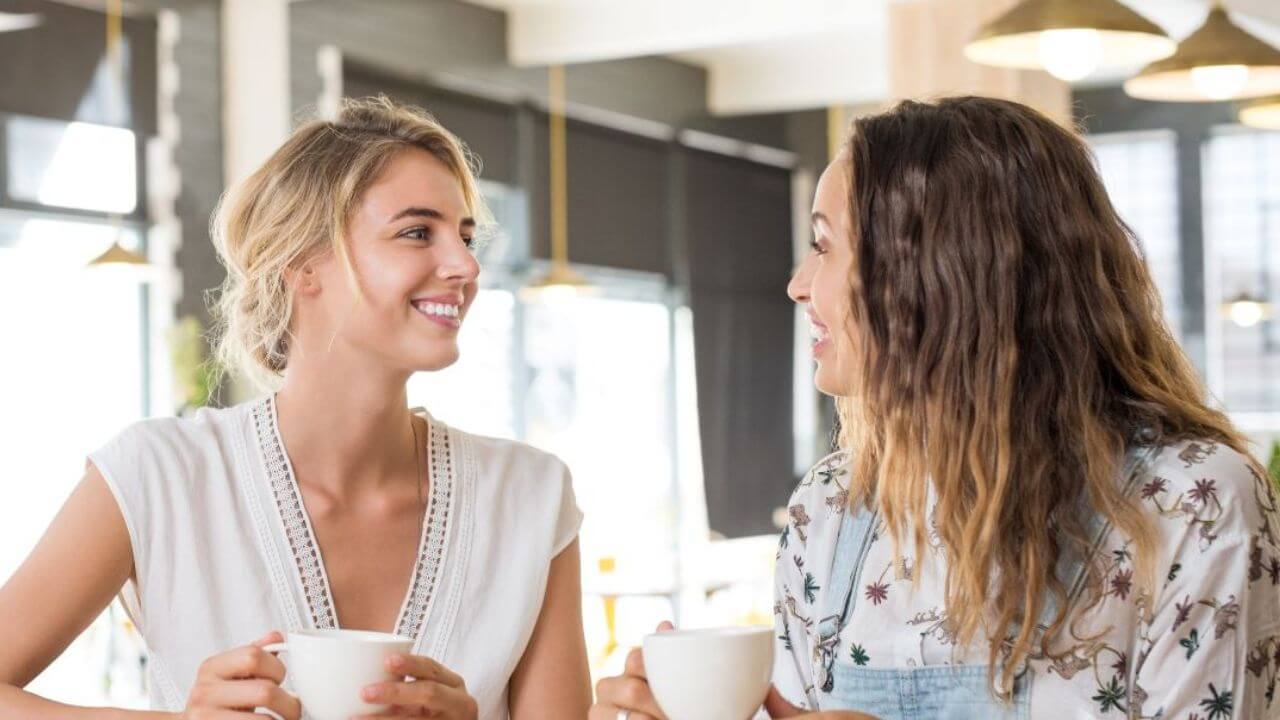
[209,96,486,389]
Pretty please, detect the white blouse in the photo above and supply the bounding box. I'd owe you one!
[90,396,582,719]
[772,439,1280,719]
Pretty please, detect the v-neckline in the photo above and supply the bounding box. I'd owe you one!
[251,396,455,639]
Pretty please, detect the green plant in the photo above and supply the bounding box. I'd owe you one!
[169,315,215,414]
[1269,440,1280,495]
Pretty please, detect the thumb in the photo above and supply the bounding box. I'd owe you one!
[655,621,675,633]
[252,631,284,647]
[762,685,803,718]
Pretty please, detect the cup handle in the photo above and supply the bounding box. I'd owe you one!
[262,642,287,654]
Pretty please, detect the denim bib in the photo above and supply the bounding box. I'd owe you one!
[813,443,1157,719]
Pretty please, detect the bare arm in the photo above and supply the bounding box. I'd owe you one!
[0,464,171,719]
[508,539,592,719]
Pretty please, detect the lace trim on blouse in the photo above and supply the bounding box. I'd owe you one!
[394,418,454,640]
[253,398,337,629]
[251,397,454,638]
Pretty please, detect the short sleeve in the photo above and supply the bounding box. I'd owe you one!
[771,528,817,711]
[765,454,849,714]
[1131,445,1280,718]
[87,422,153,584]
[550,459,583,557]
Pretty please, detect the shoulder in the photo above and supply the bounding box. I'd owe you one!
[1138,438,1275,546]
[445,426,574,509]
[446,426,582,554]
[452,428,570,479]
[89,403,257,505]
[94,403,248,464]
[779,451,853,557]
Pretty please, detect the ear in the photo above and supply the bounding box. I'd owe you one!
[285,262,322,297]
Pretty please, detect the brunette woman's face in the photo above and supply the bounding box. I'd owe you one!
[788,154,856,397]
[300,148,480,375]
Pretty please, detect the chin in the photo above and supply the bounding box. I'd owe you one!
[813,364,850,398]
[410,347,460,373]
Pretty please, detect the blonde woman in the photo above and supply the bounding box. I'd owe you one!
[0,97,591,719]
[594,97,1280,719]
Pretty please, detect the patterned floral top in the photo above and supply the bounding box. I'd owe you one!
[772,439,1280,719]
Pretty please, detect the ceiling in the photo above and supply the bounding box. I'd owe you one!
[463,0,1280,115]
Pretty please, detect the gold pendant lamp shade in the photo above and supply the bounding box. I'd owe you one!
[1124,6,1280,102]
[88,239,148,267]
[964,0,1176,82]
[1240,95,1280,129]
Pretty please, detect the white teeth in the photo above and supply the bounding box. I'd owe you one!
[809,323,829,341]
[415,302,460,319]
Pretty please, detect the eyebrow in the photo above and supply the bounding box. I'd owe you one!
[390,206,476,228]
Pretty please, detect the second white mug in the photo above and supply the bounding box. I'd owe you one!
[642,626,774,720]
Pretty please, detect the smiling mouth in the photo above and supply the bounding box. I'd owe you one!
[411,300,462,328]
[808,313,830,340]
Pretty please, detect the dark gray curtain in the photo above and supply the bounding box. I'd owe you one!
[344,63,519,185]
[527,114,668,275]
[684,148,794,538]
[0,1,156,135]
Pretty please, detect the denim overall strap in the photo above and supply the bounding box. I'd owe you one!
[815,501,878,694]
[1031,442,1159,635]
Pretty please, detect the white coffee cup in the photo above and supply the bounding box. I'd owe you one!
[263,629,412,720]
[642,626,774,720]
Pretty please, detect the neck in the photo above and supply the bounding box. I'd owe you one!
[273,346,420,496]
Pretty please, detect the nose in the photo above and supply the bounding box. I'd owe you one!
[788,254,813,304]
[437,234,481,284]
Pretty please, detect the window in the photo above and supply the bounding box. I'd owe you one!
[0,213,149,708]
[1203,130,1280,429]
[1089,131,1182,338]
[6,116,138,214]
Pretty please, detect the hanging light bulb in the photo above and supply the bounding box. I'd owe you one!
[1190,64,1252,100]
[1223,291,1272,328]
[1037,29,1104,81]
[965,0,1174,81]
[1125,5,1280,102]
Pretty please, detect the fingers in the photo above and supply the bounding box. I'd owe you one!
[198,643,287,685]
[623,646,647,679]
[593,674,667,719]
[251,631,284,648]
[762,685,803,719]
[359,678,475,715]
[186,678,300,719]
[384,653,465,688]
[621,620,674,680]
[588,703,660,720]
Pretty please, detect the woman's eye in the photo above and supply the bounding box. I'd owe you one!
[463,236,475,249]
[400,227,430,242]
[810,238,827,256]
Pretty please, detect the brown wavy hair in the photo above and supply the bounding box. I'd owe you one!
[832,96,1248,696]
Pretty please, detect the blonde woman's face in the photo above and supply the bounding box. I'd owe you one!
[788,155,855,397]
[308,148,480,374]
